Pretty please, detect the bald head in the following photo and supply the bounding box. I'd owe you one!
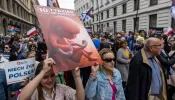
[144,37,162,56]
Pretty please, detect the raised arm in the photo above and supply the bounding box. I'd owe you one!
[18,58,55,100]
[85,63,99,99]
[72,67,85,100]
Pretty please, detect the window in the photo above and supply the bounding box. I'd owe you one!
[83,5,85,11]
[113,21,117,32]
[96,15,98,21]
[96,0,99,8]
[123,4,126,14]
[172,18,175,30]
[107,10,109,18]
[12,2,15,14]
[134,0,140,11]
[106,0,110,5]
[122,20,126,32]
[101,24,103,32]
[86,3,88,9]
[150,0,158,6]
[107,23,109,27]
[17,6,19,16]
[6,0,10,11]
[114,7,117,16]
[97,25,99,31]
[134,17,139,32]
[0,0,2,8]
[101,13,103,20]
[149,14,157,27]
[93,16,94,22]
[101,0,103,6]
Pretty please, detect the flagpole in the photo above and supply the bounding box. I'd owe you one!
[56,0,60,8]
[134,0,139,34]
[97,2,100,39]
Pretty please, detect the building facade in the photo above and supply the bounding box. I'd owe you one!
[0,0,39,36]
[74,0,92,26]
[92,0,173,33]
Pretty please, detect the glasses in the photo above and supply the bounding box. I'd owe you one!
[102,58,115,63]
[4,47,9,49]
[31,45,36,48]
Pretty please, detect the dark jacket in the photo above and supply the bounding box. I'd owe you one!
[164,43,171,54]
[126,49,167,100]
[157,51,175,79]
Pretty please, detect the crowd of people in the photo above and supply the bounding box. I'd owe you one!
[0,29,175,100]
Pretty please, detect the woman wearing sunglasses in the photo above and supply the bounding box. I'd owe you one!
[85,48,125,100]
[18,58,85,100]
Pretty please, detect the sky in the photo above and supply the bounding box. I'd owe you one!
[38,0,75,9]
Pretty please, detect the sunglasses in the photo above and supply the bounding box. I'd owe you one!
[102,58,116,63]
[4,47,9,49]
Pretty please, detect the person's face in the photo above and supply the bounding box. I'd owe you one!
[30,45,36,51]
[122,42,127,49]
[149,40,162,56]
[27,53,35,58]
[160,38,165,49]
[41,68,56,89]
[121,32,125,36]
[4,45,10,52]
[137,40,142,45]
[140,32,145,37]
[102,52,115,72]
[168,38,174,45]
[28,42,33,46]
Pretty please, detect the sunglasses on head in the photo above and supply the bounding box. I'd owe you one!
[102,58,116,63]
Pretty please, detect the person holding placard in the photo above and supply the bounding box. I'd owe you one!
[18,56,85,100]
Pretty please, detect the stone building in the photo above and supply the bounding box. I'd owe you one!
[0,0,39,36]
[91,0,173,33]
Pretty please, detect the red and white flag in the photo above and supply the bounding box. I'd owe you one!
[27,27,37,37]
[167,27,173,36]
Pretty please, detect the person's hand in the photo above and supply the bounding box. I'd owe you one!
[91,62,99,76]
[42,58,55,73]
[72,67,81,78]
[42,52,56,73]
[20,77,29,86]
[128,59,131,64]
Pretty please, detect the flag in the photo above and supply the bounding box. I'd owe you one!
[171,0,175,19]
[47,0,60,8]
[167,27,174,36]
[27,27,37,37]
[80,7,93,22]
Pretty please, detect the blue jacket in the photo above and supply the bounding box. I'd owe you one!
[0,68,23,100]
[85,68,125,100]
